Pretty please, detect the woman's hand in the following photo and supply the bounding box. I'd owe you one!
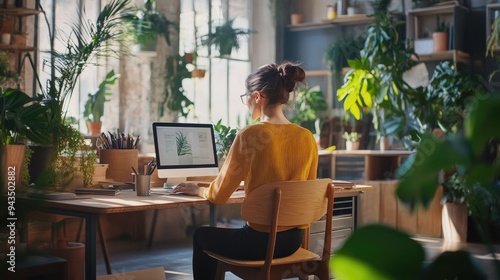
[172,182,200,196]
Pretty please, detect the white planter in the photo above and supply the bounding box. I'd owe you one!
[345,141,359,151]
[442,202,468,243]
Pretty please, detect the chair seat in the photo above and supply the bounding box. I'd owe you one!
[204,248,320,268]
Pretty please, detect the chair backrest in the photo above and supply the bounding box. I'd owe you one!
[242,178,332,227]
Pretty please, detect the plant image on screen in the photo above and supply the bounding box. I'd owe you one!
[176,131,192,156]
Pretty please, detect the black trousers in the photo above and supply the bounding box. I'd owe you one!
[192,224,304,280]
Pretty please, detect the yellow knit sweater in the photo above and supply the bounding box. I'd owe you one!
[198,122,319,232]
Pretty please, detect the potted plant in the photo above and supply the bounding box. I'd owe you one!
[324,35,365,74]
[201,18,252,57]
[342,131,360,150]
[0,50,20,87]
[28,0,131,189]
[83,69,119,135]
[213,119,238,164]
[330,95,500,280]
[160,54,194,119]
[1,88,49,192]
[287,85,328,136]
[433,21,448,52]
[337,13,418,141]
[122,0,176,51]
[190,51,206,78]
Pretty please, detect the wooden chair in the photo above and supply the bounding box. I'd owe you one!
[204,179,335,280]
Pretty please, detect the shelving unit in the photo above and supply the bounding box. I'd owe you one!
[486,3,500,55]
[0,6,40,89]
[407,3,470,65]
[286,14,375,32]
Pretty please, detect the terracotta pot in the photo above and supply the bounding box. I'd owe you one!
[290,13,303,25]
[346,141,360,151]
[0,16,15,34]
[433,32,448,52]
[11,33,27,47]
[86,121,102,136]
[49,242,84,280]
[191,69,206,78]
[442,202,468,242]
[184,52,193,63]
[1,144,26,194]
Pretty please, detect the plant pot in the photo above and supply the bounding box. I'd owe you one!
[191,68,206,78]
[218,43,233,57]
[346,141,359,151]
[432,32,448,52]
[1,33,11,44]
[442,202,468,243]
[379,136,390,151]
[0,16,15,34]
[184,52,193,63]
[99,149,139,183]
[28,145,55,185]
[290,13,303,25]
[1,144,26,194]
[11,33,28,47]
[49,242,84,280]
[86,121,102,136]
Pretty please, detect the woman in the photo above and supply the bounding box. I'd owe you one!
[172,61,319,280]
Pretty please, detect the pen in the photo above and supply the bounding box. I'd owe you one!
[131,166,138,175]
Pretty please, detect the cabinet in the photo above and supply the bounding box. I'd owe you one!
[309,193,357,255]
[407,3,470,65]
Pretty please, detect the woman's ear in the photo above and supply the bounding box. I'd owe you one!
[254,91,265,104]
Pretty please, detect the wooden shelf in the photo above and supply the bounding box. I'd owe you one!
[0,43,35,52]
[0,7,41,16]
[287,14,374,32]
[414,50,470,64]
[306,70,330,77]
[408,3,468,16]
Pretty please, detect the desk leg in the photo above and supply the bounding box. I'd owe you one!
[97,216,112,274]
[85,214,97,280]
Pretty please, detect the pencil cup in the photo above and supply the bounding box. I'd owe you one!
[136,175,151,196]
[99,149,138,183]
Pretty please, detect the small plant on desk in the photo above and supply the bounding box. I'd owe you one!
[343,132,361,150]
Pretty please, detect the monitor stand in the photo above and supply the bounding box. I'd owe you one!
[162,177,187,189]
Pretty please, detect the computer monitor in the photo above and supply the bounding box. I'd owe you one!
[152,122,219,179]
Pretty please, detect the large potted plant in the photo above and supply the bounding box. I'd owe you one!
[330,94,500,280]
[213,119,238,166]
[29,0,131,189]
[201,18,252,57]
[160,54,194,119]
[0,88,49,192]
[83,69,119,135]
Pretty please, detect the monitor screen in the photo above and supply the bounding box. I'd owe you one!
[152,122,219,178]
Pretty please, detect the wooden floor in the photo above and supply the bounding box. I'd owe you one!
[96,223,500,280]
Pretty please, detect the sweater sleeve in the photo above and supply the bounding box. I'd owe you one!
[203,132,248,204]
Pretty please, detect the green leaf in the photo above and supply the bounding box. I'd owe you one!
[420,250,487,280]
[464,94,500,157]
[396,134,471,208]
[331,224,425,280]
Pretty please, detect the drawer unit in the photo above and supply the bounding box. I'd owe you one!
[309,228,353,255]
[309,196,357,255]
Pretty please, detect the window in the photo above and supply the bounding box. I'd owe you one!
[180,0,251,128]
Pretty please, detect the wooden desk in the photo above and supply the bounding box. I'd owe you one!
[18,190,244,280]
[19,186,369,280]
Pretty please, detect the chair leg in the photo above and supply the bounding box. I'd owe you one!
[97,216,112,274]
[215,262,225,280]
